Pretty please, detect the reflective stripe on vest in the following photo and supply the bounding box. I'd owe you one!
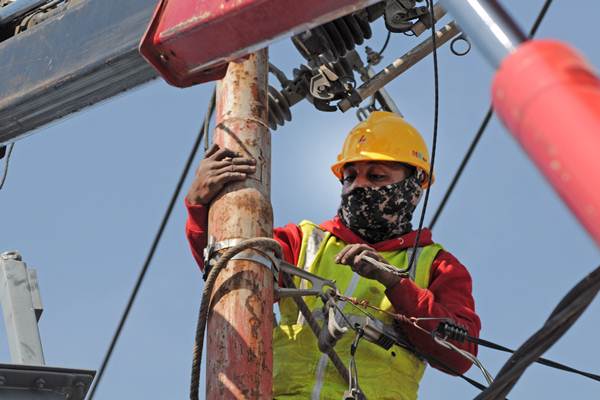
[274,221,443,400]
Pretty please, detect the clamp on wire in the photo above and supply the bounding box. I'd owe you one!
[417,318,494,385]
[343,329,366,400]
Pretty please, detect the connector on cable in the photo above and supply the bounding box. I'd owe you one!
[435,320,469,342]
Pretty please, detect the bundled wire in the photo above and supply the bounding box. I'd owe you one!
[474,265,600,400]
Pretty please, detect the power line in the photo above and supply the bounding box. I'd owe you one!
[472,336,600,382]
[408,0,440,270]
[475,264,600,399]
[86,87,217,400]
[429,0,554,229]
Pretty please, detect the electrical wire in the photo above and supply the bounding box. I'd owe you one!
[471,336,600,382]
[86,88,217,400]
[407,0,438,271]
[333,292,495,394]
[377,31,391,59]
[433,335,494,385]
[0,142,15,191]
[432,317,600,382]
[475,264,600,399]
[429,0,554,229]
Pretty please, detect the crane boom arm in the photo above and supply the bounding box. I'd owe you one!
[0,0,158,143]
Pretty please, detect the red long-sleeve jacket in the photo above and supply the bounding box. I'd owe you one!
[185,199,481,375]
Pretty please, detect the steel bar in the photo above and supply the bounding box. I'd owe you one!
[0,251,44,365]
[0,0,158,144]
[206,49,274,399]
[338,21,460,112]
[439,0,526,67]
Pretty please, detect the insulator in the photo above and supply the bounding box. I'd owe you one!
[436,320,468,342]
[267,85,292,130]
[292,11,372,65]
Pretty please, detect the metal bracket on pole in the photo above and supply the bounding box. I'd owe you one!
[0,251,45,366]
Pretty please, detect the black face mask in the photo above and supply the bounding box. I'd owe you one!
[337,174,423,243]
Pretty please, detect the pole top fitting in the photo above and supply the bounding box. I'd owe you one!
[1,250,22,261]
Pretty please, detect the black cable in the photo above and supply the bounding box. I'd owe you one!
[0,143,15,191]
[436,319,600,382]
[404,339,499,396]
[378,30,391,58]
[474,265,600,400]
[87,88,217,400]
[470,336,600,382]
[408,0,438,271]
[428,0,554,229]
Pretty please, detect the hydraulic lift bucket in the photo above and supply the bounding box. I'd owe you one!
[139,0,380,87]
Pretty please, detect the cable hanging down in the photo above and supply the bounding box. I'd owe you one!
[86,87,217,400]
[407,0,439,271]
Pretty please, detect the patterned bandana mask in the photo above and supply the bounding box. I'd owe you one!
[337,172,424,244]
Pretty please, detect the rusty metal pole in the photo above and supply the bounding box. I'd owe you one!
[206,49,274,399]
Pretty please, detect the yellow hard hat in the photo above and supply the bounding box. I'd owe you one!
[331,111,434,188]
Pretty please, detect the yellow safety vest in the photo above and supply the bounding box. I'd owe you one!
[274,221,443,400]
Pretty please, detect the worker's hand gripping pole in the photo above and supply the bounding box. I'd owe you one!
[441,0,600,247]
[205,49,274,399]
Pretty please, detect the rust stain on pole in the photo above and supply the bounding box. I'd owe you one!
[207,48,273,399]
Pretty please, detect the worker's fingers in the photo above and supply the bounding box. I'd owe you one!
[211,157,256,170]
[335,244,354,264]
[210,146,240,161]
[336,244,362,265]
[213,163,256,177]
[204,143,220,158]
[336,244,375,265]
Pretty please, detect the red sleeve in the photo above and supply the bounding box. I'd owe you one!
[185,198,209,270]
[184,198,302,270]
[384,250,481,375]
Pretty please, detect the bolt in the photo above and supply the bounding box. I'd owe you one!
[34,378,46,390]
[0,251,21,261]
[392,14,402,22]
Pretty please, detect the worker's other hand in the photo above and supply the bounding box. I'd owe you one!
[335,244,405,288]
[186,144,256,205]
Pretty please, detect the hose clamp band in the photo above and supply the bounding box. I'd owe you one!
[202,237,276,281]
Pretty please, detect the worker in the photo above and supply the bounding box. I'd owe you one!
[185,111,481,399]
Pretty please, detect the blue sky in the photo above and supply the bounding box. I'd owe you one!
[0,1,599,399]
